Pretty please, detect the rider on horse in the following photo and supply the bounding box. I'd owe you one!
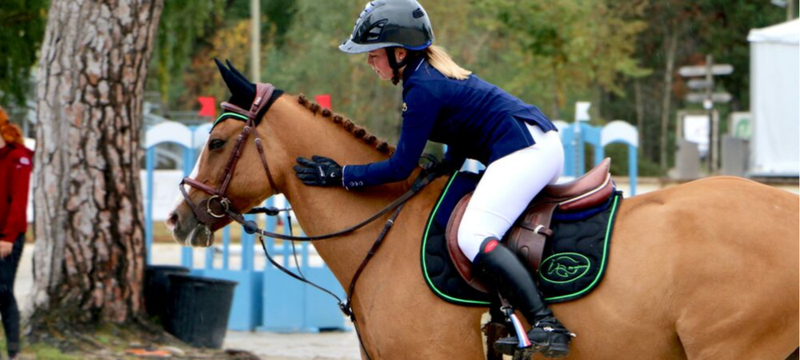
[293,0,573,357]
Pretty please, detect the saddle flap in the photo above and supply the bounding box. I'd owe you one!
[445,193,490,293]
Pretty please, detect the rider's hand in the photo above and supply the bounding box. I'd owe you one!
[293,156,343,187]
[0,241,12,259]
[423,158,461,176]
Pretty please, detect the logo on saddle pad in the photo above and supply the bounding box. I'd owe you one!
[540,253,591,283]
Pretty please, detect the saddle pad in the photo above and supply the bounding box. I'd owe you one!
[421,171,491,306]
[421,171,623,306]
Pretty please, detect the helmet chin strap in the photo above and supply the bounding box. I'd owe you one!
[386,47,410,86]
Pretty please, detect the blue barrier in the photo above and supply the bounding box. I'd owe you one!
[554,120,638,195]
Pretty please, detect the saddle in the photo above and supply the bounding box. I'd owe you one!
[445,158,614,293]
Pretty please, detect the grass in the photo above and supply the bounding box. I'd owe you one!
[1,328,80,360]
[26,343,83,360]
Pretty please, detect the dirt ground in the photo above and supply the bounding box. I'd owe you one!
[12,246,361,360]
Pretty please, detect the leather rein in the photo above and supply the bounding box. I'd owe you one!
[178,83,440,360]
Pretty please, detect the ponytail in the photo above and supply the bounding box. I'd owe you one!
[423,45,471,80]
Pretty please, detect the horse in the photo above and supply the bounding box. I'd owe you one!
[166,85,799,359]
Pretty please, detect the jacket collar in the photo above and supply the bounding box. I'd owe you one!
[402,55,425,84]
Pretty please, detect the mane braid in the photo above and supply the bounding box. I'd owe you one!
[297,94,395,155]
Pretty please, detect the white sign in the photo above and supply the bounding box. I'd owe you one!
[678,64,734,77]
[686,92,733,103]
[575,102,591,122]
[687,79,713,89]
[683,114,710,156]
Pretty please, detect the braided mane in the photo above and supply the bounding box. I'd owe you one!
[296,94,395,155]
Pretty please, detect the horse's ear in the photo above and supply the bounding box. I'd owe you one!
[214,58,256,110]
[226,59,251,84]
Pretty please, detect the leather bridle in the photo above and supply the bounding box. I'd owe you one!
[179,83,278,227]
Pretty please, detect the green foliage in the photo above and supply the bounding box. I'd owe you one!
[148,0,788,174]
[602,143,664,177]
[28,344,83,360]
[690,0,786,111]
[150,0,226,105]
[0,0,48,108]
[149,0,299,110]
[603,0,785,167]
[261,0,403,139]
[478,0,650,119]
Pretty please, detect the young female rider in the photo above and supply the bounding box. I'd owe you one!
[293,0,572,356]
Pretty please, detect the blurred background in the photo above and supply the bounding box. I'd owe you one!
[3,0,798,178]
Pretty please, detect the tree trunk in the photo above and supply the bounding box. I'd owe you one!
[659,31,677,171]
[30,0,163,328]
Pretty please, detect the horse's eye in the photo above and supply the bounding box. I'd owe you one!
[209,139,226,150]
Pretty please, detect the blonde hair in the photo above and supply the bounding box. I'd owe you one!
[423,45,471,80]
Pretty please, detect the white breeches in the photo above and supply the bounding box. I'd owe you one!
[457,123,564,262]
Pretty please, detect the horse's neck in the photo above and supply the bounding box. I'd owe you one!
[263,96,411,283]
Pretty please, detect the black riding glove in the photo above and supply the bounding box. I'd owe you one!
[423,157,462,176]
[294,155,343,187]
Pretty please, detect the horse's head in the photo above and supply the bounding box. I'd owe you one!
[166,60,279,247]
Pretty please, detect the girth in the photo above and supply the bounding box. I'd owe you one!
[445,158,614,293]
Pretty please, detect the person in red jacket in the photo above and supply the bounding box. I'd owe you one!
[0,106,32,360]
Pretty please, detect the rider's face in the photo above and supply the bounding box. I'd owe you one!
[367,49,405,81]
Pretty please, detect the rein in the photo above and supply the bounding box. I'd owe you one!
[179,83,441,360]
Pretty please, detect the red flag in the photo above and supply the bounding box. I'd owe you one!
[315,94,332,110]
[198,96,217,118]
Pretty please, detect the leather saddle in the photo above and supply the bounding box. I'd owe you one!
[445,158,614,293]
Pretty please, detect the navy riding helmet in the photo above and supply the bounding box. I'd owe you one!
[339,0,434,54]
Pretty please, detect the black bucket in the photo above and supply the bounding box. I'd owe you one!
[163,274,238,349]
[144,265,190,321]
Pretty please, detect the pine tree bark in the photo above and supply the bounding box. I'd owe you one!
[30,0,163,328]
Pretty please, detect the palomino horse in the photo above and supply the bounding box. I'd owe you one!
[166,83,799,359]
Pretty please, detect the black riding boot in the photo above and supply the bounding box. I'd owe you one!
[473,238,573,359]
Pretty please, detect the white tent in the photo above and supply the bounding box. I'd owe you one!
[747,19,800,177]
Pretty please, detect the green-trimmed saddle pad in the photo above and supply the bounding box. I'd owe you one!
[420,171,623,306]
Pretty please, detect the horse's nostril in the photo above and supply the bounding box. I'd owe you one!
[166,211,179,230]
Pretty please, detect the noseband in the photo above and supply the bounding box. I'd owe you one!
[180,83,279,227]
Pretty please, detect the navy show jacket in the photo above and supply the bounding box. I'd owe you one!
[342,56,557,189]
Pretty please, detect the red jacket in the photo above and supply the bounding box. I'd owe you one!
[0,143,33,243]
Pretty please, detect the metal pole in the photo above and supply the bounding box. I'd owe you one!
[705,55,714,174]
[251,0,261,82]
[788,0,796,20]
